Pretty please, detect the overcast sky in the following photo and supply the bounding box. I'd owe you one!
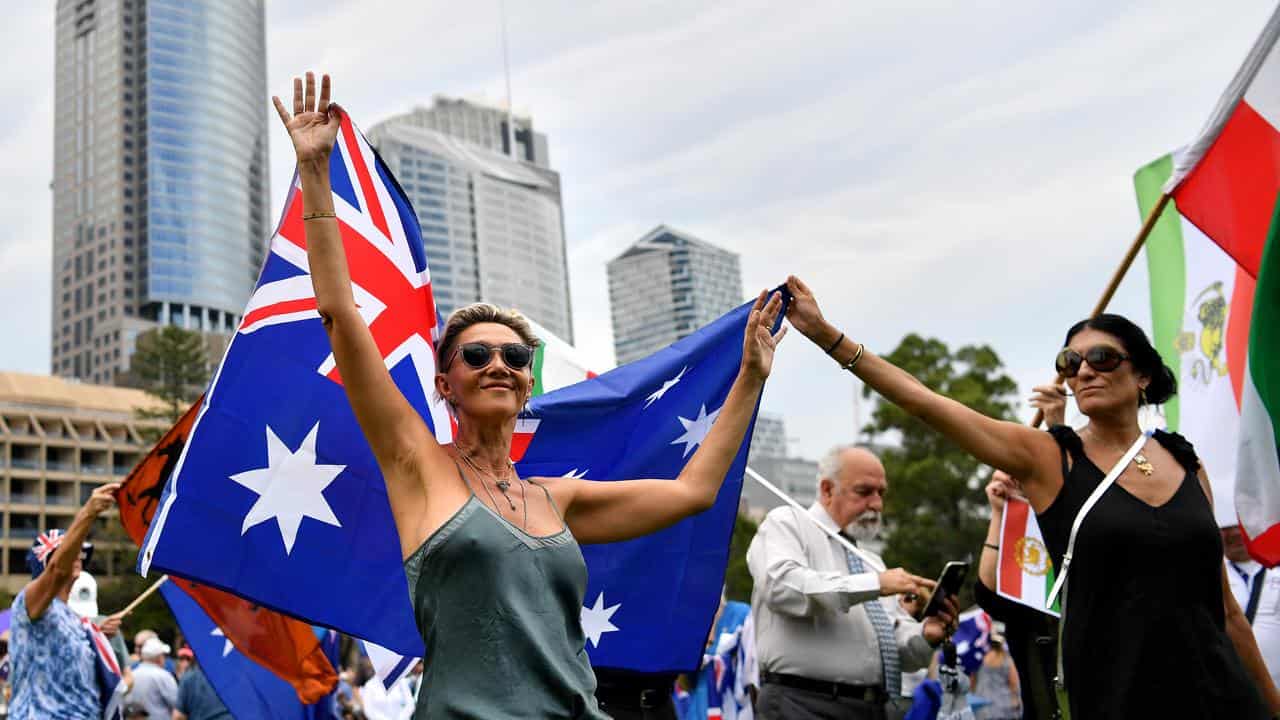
[1,1,1273,460]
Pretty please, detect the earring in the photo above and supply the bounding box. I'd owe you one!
[1138,387,1147,406]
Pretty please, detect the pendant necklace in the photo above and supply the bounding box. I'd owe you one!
[457,448,527,528]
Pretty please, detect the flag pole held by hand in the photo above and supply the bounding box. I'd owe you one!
[1030,192,1172,427]
[115,575,169,617]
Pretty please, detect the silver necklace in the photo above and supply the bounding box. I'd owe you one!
[457,448,527,528]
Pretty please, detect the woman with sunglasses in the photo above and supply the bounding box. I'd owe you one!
[782,276,1278,719]
[273,73,787,719]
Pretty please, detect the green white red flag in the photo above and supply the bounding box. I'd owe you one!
[996,496,1059,617]
[1157,6,1280,563]
[1136,155,1255,527]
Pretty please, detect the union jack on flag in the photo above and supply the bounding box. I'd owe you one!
[33,529,64,564]
[140,112,448,656]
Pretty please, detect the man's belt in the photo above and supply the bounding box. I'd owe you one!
[762,672,888,703]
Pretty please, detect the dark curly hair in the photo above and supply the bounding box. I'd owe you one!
[1062,313,1177,406]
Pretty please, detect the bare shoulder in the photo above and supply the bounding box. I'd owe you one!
[526,474,579,508]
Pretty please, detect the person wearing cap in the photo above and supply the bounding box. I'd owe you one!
[128,636,177,720]
[8,481,121,719]
[176,645,194,680]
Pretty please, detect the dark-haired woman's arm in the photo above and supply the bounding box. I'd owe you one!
[784,276,1065,510]
[1199,469,1280,712]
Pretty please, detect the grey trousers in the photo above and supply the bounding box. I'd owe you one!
[756,682,891,720]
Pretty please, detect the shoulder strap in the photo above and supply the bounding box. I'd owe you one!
[452,459,477,495]
[1045,431,1150,608]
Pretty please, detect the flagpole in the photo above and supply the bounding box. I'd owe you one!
[1029,192,1173,427]
[743,466,885,572]
[114,575,169,617]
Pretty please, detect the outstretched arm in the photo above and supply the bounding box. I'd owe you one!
[558,290,785,544]
[784,276,1063,510]
[272,74,443,554]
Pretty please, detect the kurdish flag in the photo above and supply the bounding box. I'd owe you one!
[996,497,1059,617]
[1155,6,1280,563]
[1136,155,1255,527]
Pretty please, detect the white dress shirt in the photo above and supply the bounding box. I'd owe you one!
[1226,559,1280,688]
[746,502,935,686]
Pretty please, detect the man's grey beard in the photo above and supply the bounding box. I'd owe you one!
[845,511,881,542]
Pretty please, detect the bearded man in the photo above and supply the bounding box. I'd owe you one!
[746,445,958,720]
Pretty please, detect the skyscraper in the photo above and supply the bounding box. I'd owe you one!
[51,0,269,384]
[387,96,550,168]
[607,226,743,365]
[367,113,573,342]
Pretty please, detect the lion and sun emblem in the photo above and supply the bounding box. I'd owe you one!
[1173,280,1229,385]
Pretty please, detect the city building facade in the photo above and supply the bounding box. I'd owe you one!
[607,226,743,365]
[385,96,549,168]
[0,372,161,592]
[367,118,574,341]
[51,0,269,384]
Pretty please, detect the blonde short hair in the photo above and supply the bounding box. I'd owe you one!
[436,303,541,372]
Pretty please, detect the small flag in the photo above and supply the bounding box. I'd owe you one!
[996,497,1060,617]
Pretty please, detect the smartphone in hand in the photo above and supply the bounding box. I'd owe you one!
[918,561,969,620]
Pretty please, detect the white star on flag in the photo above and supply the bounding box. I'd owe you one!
[671,404,721,458]
[231,422,345,555]
[562,468,589,479]
[580,592,621,648]
[644,366,687,409]
[211,627,234,658]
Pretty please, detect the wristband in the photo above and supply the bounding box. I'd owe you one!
[824,332,844,355]
[983,543,1000,551]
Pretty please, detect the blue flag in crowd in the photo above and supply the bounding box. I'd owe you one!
[516,296,778,671]
[162,581,341,719]
[139,112,443,657]
[951,607,993,675]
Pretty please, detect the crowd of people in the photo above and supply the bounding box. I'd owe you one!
[5,70,1278,720]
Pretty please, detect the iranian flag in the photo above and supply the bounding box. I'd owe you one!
[996,497,1059,617]
[1135,154,1255,527]
[1158,6,1280,564]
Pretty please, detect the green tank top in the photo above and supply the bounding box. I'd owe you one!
[403,464,608,719]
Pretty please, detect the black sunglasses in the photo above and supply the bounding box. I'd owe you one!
[1055,345,1130,378]
[448,342,534,371]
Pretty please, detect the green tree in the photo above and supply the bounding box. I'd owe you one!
[724,512,760,603]
[863,334,1018,604]
[96,550,179,645]
[126,325,210,432]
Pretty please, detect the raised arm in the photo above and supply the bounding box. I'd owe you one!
[784,276,1063,508]
[23,482,119,620]
[272,74,443,549]
[558,290,785,544]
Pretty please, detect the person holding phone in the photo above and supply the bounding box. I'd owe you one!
[783,275,1279,719]
[747,444,959,720]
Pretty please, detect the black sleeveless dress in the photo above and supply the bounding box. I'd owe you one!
[1037,426,1268,719]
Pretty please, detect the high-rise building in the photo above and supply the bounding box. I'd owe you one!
[51,0,269,384]
[387,96,550,168]
[607,226,743,365]
[0,371,160,591]
[741,412,818,516]
[366,117,574,342]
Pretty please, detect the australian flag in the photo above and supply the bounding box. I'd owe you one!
[139,111,441,656]
[138,107,774,674]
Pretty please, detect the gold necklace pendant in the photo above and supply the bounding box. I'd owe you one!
[1133,453,1155,476]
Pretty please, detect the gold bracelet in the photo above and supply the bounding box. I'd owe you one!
[841,342,865,372]
[302,211,337,220]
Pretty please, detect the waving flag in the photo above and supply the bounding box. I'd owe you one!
[517,294,779,671]
[163,580,341,720]
[139,111,444,656]
[1237,200,1280,564]
[1163,4,1280,278]
[116,402,338,701]
[1137,153,1255,527]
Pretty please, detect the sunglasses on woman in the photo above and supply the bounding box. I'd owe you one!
[447,342,535,371]
[1054,345,1130,378]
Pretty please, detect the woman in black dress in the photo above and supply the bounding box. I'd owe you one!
[782,275,1279,718]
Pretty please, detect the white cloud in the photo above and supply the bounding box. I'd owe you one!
[1,0,1273,464]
